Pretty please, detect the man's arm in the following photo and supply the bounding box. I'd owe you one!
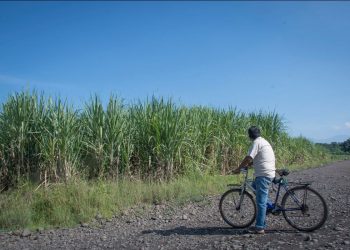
[233,156,253,174]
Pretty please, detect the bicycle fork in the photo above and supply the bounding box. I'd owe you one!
[237,172,250,210]
[236,186,246,210]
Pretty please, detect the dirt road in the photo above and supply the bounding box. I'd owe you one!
[1,160,349,250]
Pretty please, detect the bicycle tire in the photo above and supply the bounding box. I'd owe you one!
[281,186,328,232]
[219,189,256,228]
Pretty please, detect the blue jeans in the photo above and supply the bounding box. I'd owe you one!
[252,176,272,229]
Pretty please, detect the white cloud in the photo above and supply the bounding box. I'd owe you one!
[0,73,68,89]
[345,122,350,129]
[332,125,341,130]
[0,74,26,86]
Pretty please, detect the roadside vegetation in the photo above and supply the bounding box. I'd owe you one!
[0,90,337,230]
[317,139,350,155]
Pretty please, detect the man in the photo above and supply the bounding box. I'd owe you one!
[233,126,276,234]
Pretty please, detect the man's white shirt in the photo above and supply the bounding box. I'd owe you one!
[248,137,276,178]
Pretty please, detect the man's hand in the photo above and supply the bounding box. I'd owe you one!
[234,155,253,175]
[276,169,283,176]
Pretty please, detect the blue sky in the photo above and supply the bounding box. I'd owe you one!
[0,2,349,142]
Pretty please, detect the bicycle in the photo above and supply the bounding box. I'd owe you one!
[219,168,328,232]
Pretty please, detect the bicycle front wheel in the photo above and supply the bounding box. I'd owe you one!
[219,189,256,228]
[282,186,328,231]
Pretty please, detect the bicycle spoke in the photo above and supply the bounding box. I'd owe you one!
[219,189,256,228]
[282,186,328,231]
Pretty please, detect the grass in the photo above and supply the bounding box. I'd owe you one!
[0,172,239,231]
[1,157,346,231]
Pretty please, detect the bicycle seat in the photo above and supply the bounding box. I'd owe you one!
[276,169,289,176]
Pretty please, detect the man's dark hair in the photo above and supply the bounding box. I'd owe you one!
[248,126,261,140]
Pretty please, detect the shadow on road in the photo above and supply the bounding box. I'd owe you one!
[142,226,298,236]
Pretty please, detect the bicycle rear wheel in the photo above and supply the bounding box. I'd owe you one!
[281,186,328,231]
[219,189,256,228]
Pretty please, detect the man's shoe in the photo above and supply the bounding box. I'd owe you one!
[247,227,265,234]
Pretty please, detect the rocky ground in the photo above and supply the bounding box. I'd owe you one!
[1,160,349,250]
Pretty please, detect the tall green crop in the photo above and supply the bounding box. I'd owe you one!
[81,95,129,179]
[0,90,330,189]
[36,98,81,182]
[129,97,187,180]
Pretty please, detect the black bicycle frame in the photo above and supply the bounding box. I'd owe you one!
[272,178,306,212]
[235,171,308,213]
